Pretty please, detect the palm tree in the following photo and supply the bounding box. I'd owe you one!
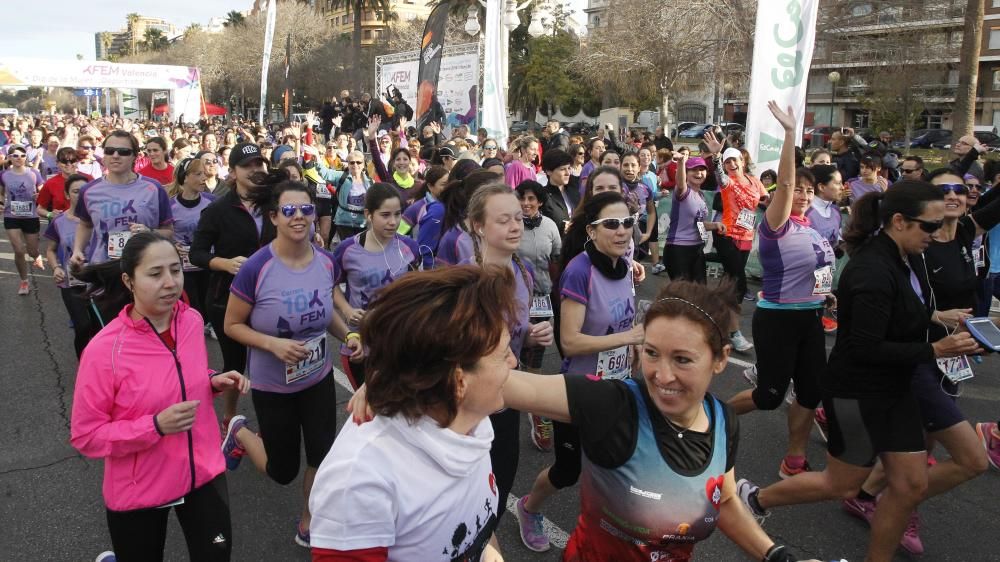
[126,13,142,55]
[328,0,393,92]
[951,0,984,136]
[224,10,247,27]
[142,28,169,52]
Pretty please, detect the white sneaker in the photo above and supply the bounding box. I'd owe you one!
[731,331,754,352]
[743,364,758,387]
[651,263,666,275]
[736,478,769,525]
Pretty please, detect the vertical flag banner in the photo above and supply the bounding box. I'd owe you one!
[415,1,451,129]
[115,88,140,119]
[259,0,277,124]
[481,1,508,149]
[283,33,291,122]
[745,0,820,173]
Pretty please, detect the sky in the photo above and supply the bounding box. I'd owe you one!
[0,0,589,61]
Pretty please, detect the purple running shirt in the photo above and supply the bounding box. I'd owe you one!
[170,193,215,271]
[74,175,174,263]
[757,216,836,305]
[435,226,474,267]
[43,214,97,289]
[460,256,535,359]
[666,188,709,246]
[1,168,44,218]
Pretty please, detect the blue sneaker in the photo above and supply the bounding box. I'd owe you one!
[95,552,116,562]
[295,519,310,548]
[221,415,248,471]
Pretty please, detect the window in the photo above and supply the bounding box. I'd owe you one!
[850,3,873,17]
[363,29,372,40]
[994,70,1000,90]
[991,27,1000,50]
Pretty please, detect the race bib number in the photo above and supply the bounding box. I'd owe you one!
[107,231,132,259]
[936,355,974,383]
[179,245,195,270]
[285,333,327,384]
[696,221,709,243]
[813,265,833,295]
[529,295,553,318]
[9,200,32,217]
[735,208,756,231]
[974,245,985,269]
[596,346,630,380]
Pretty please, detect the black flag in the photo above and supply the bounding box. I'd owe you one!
[415,1,450,130]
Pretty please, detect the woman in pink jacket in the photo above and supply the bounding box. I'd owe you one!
[70,231,250,562]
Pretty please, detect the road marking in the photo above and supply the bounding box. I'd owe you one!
[726,356,755,369]
[329,366,572,550]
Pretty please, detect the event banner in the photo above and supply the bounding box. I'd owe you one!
[259,0,277,124]
[415,1,451,129]
[744,0,819,173]
[115,89,140,119]
[0,59,201,122]
[378,46,479,133]
[480,0,508,149]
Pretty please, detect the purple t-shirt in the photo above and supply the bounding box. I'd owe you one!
[436,226,474,267]
[630,181,653,217]
[74,175,174,264]
[460,257,534,359]
[667,187,709,246]
[230,243,338,393]
[1,168,43,219]
[757,216,835,305]
[559,251,635,379]
[43,214,96,289]
[171,193,215,271]
[333,233,419,317]
[401,197,427,234]
[504,160,535,189]
[805,198,842,248]
[848,179,882,201]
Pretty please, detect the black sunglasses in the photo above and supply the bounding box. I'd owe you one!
[104,147,135,157]
[937,183,968,196]
[590,216,636,230]
[900,167,921,174]
[59,158,78,164]
[279,203,315,217]
[904,216,944,233]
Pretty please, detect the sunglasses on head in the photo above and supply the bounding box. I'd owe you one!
[938,183,968,196]
[104,147,134,157]
[590,216,636,230]
[904,216,944,233]
[279,203,315,218]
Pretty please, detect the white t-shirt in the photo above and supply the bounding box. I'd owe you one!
[309,414,499,561]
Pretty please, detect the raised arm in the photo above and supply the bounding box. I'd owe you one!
[764,101,797,231]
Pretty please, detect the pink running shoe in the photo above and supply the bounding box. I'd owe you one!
[899,510,924,555]
[976,422,1000,471]
[841,496,876,525]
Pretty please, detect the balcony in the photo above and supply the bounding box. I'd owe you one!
[812,45,960,69]
[824,3,965,34]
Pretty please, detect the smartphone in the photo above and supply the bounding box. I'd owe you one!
[964,317,1000,351]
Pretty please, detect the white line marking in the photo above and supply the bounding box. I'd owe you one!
[726,356,755,369]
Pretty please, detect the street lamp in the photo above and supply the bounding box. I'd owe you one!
[828,71,841,127]
[464,4,481,36]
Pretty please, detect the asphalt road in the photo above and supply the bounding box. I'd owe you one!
[1,231,998,562]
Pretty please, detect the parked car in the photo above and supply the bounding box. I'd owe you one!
[678,123,715,140]
[565,121,596,136]
[931,131,1000,150]
[509,120,543,134]
[672,121,698,137]
[720,122,745,135]
[891,129,952,149]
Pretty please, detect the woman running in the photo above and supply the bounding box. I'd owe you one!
[736,182,982,562]
[435,170,498,266]
[43,173,96,357]
[69,130,174,269]
[726,103,835,480]
[516,191,644,553]
[310,266,515,561]
[70,232,250,562]
[332,183,419,389]
[662,154,722,283]
[168,158,215,322]
[220,180,360,549]
[501,280,828,562]
[1,144,46,295]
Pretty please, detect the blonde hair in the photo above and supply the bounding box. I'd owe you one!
[167,158,205,197]
[466,181,531,290]
[511,135,538,156]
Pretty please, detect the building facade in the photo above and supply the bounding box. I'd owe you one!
[315,0,435,47]
[94,16,178,60]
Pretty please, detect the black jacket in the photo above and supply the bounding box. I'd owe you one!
[541,181,580,233]
[545,130,570,153]
[821,232,936,399]
[190,189,276,305]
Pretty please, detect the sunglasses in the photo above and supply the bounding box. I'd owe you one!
[904,216,944,233]
[590,216,636,230]
[202,158,218,165]
[8,153,26,158]
[59,158,78,164]
[484,145,498,150]
[938,183,969,196]
[901,167,921,173]
[966,182,981,190]
[79,145,94,150]
[348,160,364,165]
[104,147,135,157]
[279,203,315,217]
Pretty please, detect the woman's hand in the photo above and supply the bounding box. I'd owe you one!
[366,115,382,140]
[346,383,374,424]
[222,256,247,275]
[211,371,250,394]
[155,400,200,435]
[766,100,796,132]
[933,308,972,330]
[345,308,366,326]
[53,266,66,284]
[711,222,727,235]
[932,332,982,358]
[345,335,364,361]
[526,321,554,348]
[632,261,646,283]
[623,324,645,346]
[703,131,724,155]
[69,250,86,268]
[267,337,309,364]
[128,223,151,234]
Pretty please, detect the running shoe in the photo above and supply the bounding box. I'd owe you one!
[651,263,666,275]
[95,552,116,562]
[899,510,924,555]
[821,316,838,334]
[17,280,29,295]
[813,407,828,443]
[205,323,218,340]
[744,291,756,301]
[784,386,796,406]
[742,365,758,387]
[841,496,876,525]
[736,478,769,524]
[33,255,45,270]
[295,519,310,548]
[221,415,248,471]
[515,495,550,552]
[778,455,810,479]
[976,422,1000,471]
[529,413,553,452]
[731,331,754,352]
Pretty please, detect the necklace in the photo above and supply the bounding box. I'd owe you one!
[662,412,699,439]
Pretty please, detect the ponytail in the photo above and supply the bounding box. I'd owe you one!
[842,192,885,256]
[842,180,943,256]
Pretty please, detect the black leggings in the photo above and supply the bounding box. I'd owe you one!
[663,243,707,283]
[207,299,245,375]
[60,286,93,358]
[105,474,231,562]
[183,270,211,321]
[251,373,338,484]
[489,407,521,523]
[750,307,825,410]
[713,234,750,304]
[546,420,581,489]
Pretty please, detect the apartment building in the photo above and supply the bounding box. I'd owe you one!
[315,0,435,47]
[94,16,178,60]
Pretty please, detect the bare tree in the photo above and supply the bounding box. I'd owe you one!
[952,0,985,136]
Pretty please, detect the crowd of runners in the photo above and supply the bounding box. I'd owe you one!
[1,92,999,562]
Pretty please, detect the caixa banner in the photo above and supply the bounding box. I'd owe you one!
[745,0,819,173]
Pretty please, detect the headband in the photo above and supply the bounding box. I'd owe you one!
[655,297,725,341]
[176,157,195,185]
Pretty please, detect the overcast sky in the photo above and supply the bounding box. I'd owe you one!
[2,0,589,61]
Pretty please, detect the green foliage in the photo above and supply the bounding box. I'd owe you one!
[141,28,169,52]
[224,11,246,27]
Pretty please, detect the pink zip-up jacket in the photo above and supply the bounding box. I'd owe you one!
[70,301,226,511]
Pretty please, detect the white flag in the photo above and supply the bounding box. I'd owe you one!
[481,1,508,150]
[745,0,820,173]
[259,0,277,124]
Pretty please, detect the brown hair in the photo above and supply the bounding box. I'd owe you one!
[363,266,518,426]
[643,280,739,358]
[167,158,205,197]
[466,182,531,290]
